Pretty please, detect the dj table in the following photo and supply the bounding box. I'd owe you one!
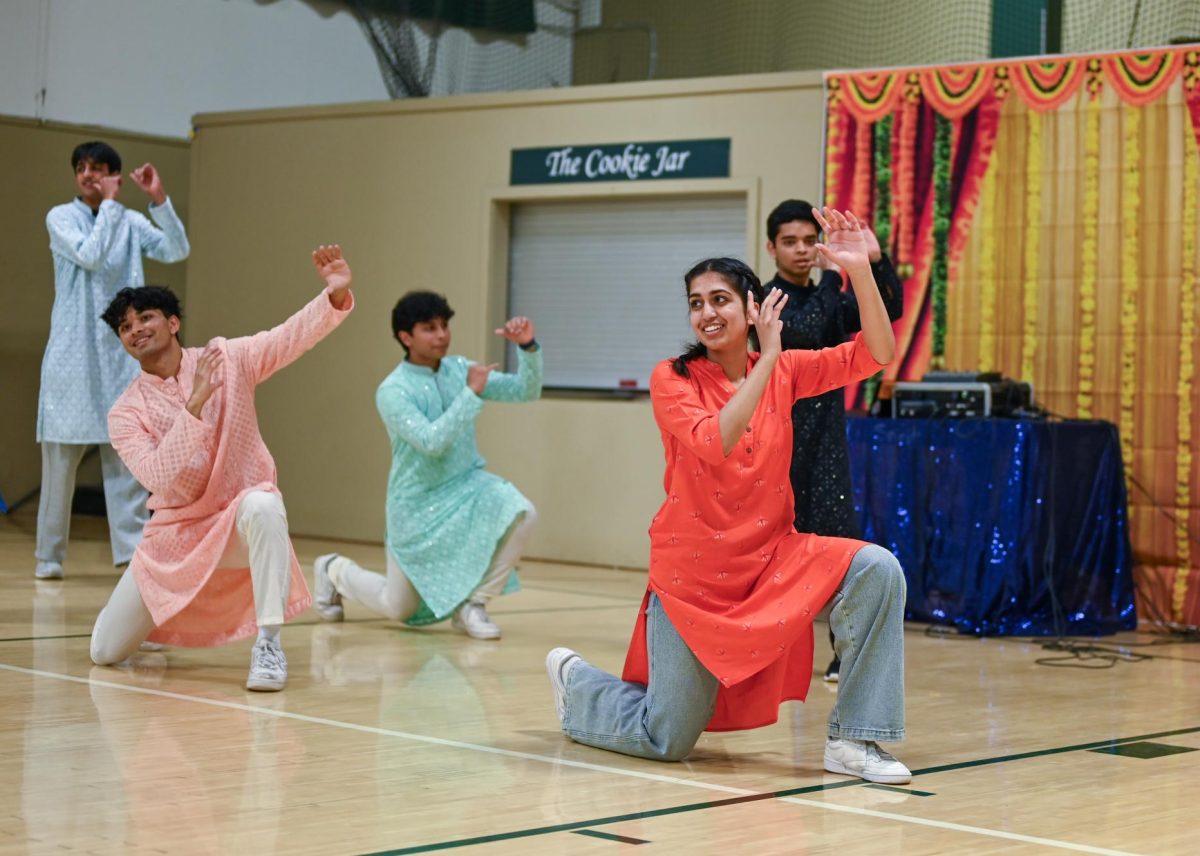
[846,417,1136,636]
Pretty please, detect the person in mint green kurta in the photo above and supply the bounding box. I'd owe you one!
[313,291,542,640]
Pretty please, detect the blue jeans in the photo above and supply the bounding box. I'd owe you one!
[561,543,906,760]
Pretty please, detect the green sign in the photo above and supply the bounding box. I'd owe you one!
[511,138,731,185]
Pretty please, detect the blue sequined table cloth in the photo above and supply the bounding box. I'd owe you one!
[847,418,1136,636]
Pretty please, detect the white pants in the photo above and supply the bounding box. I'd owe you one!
[36,442,149,567]
[90,491,292,664]
[328,508,538,621]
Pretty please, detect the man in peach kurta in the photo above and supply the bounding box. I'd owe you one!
[89,246,354,691]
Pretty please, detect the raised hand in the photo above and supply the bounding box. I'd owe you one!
[187,343,224,419]
[494,315,535,346]
[312,244,352,309]
[129,163,166,205]
[813,207,871,276]
[467,362,498,394]
[747,286,789,359]
[862,224,882,262]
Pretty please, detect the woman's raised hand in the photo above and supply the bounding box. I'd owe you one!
[813,207,871,275]
[748,286,788,359]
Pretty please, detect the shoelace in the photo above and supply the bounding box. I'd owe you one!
[255,641,287,674]
[864,742,898,762]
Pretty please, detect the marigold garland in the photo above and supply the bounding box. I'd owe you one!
[895,86,920,271]
[1021,110,1043,383]
[851,120,874,219]
[1119,107,1140,488]
[977,152,998,373]
[1077,91,1102,418]
[1174,124,1197,621]
[931,114,953,364]
[825,105,848,210]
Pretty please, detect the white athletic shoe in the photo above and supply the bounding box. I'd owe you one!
[35,562,64,580]
[312,554,344,622]
[246,637,288,692]
[545,647,582,724]
[824,738,912,784]
[451,601,501,640]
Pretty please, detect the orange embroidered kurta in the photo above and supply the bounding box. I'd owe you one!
[622,333,885,731]
[108,287,353,647]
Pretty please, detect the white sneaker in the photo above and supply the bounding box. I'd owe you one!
[35,562,64,580]
[545,647,581,724]
[246,637,288,692]
[824,738,911,784]
[451,601,501,640]
[312,554,344,622]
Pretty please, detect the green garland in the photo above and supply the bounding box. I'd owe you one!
[931,113,953,363]
[864,114,895,407]
[873,113,893,252]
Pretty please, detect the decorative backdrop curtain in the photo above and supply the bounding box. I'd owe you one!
[824,48,1200,627]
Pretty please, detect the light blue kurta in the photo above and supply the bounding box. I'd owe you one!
[38,197,190,443]
[376,347,542,624]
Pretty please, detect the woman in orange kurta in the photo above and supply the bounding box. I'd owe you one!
[547,208,912,784]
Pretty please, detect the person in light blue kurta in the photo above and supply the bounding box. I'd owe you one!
[314,291,542,639]
[35,141,190,580]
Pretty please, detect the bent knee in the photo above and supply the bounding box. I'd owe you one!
[864,544,906,592]
[655,735,701,762]
[239,490,286,519]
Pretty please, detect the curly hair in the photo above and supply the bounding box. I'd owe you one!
[101,285,182,335]
[391,291,455,353]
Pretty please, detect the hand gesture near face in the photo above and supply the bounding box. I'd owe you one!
[813,207,872,276]
[129,163,166,205]
[746,286,789,360]
[494,316,535,346]
[467,362,499,394]
[312,244,353,309]
[99,172,123,202]
[187,343,224,419]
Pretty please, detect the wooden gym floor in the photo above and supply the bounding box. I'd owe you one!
[0,508,1196,855]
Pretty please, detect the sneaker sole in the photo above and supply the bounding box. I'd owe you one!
[823,757,911,785]
[315,604,344,622]
[452,623,501,640]
[35,570,64,580]
[313,556,344,622]
[545,648,581,724]
[246,677,287,692]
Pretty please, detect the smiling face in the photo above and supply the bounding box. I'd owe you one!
[117,306,180,364]
[74,158,111,208]
[687,271,750,353]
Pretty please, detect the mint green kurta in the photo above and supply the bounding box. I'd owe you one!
[376,348,542,624]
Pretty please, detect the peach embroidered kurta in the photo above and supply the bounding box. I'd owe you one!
[622,334,884,731]
[108,287,353,646]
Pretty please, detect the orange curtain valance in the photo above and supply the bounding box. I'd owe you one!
[826,47,1199,122]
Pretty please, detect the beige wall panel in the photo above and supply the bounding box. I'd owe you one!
[0,117,189,509]
[188,74,826,567]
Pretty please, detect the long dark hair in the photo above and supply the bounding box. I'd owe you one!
[672,257,763,377]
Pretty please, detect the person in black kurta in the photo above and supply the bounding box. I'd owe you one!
[765,200,904,678]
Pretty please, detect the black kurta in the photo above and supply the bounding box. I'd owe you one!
[768,256,904,537]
